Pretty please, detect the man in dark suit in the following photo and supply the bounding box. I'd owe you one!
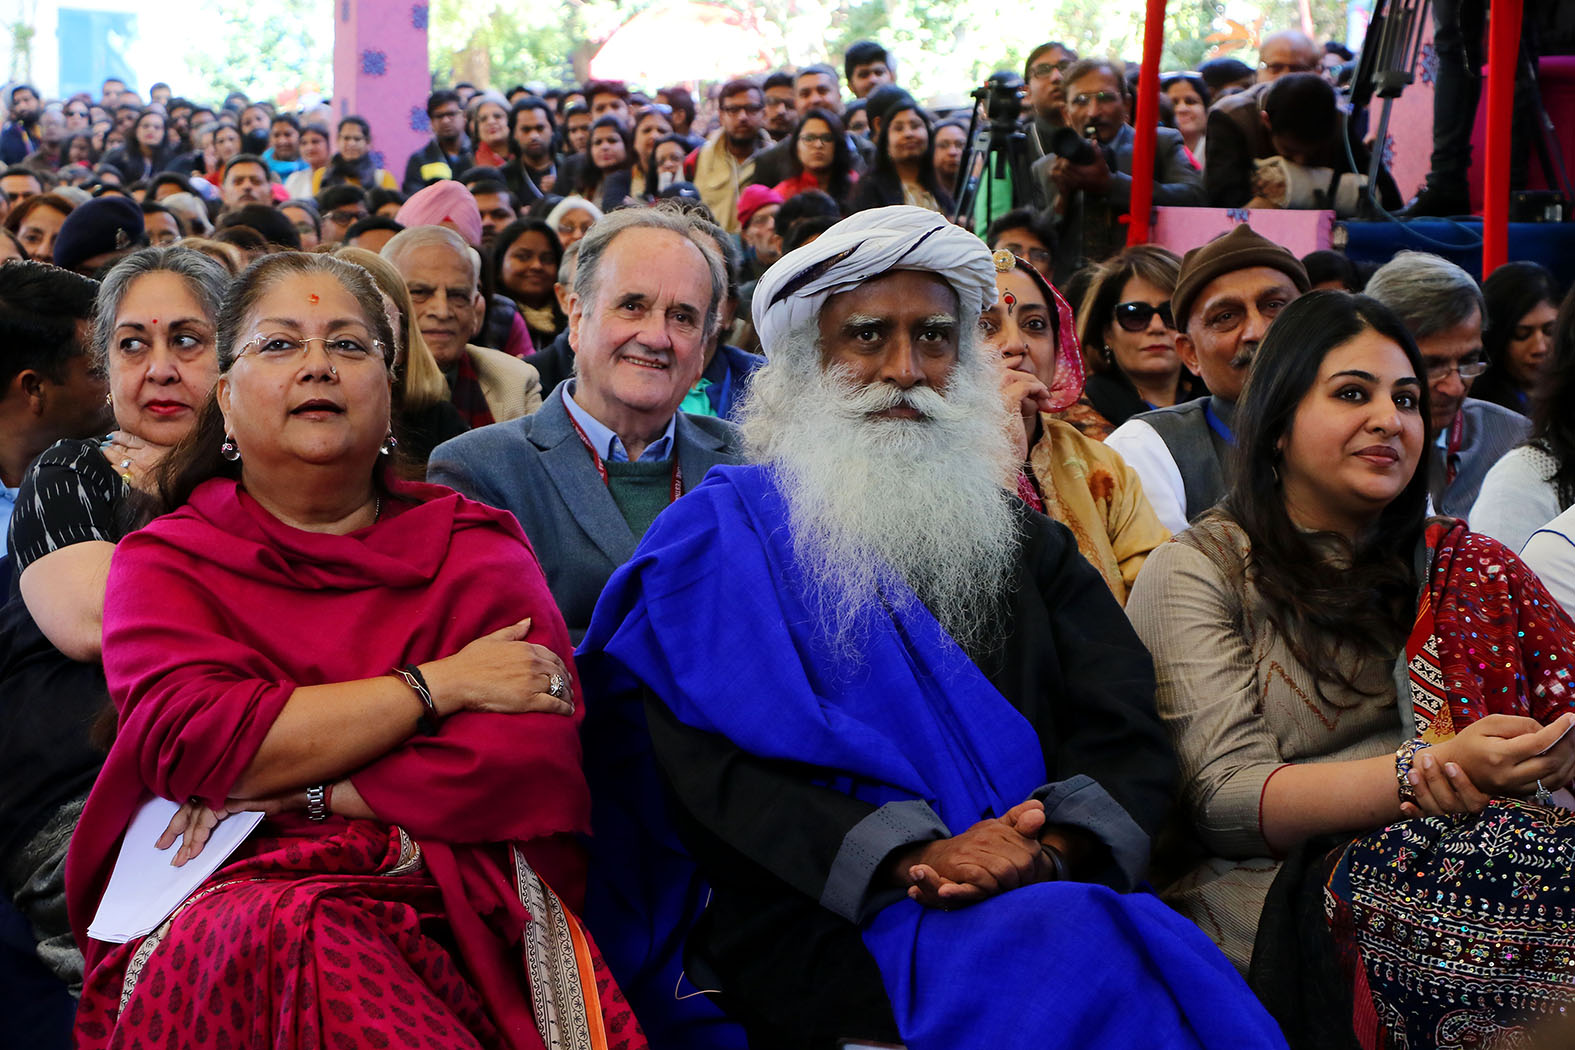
[427,206,742,639]
[1030,58,1204,281]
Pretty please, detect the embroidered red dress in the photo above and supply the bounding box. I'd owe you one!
[66,477,643,1050]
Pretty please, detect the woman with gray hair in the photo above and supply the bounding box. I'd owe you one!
[0,246,230,1013]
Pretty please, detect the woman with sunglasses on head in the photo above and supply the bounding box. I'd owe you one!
[986,249,1170,603]
[1129,290,1575,1047]
[67,252,642,1050]
[1076,245,1204,430]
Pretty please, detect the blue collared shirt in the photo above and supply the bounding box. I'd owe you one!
[561,381,676,463]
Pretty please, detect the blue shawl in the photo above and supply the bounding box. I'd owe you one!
[580,465,1286,1050]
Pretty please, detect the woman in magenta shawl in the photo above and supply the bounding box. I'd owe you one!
[64,253,643,1050]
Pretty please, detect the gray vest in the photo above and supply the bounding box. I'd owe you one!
[1136,396,1235,525]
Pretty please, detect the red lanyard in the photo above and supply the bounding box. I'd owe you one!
[1444,410,1465,486]
[566,410,684,503]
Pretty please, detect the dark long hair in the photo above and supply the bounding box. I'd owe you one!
[1223,291,1430,697]
[871,102,949,207]
[154,252,398,514]
[642,133,690,199]
[1476,260,1558,407]
[786,107,854,204]
[490,218,564,314]
[578,116,632,200]
[1532,281,1575,507]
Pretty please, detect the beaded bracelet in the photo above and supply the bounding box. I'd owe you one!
[1394,737,1431,806]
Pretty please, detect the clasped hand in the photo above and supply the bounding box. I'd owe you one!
[1400,712,1575,819]
[900,800,1060,909]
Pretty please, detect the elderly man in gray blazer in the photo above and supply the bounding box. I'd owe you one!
[428,205,742,639]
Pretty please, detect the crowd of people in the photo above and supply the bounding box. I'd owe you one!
[2,27,1575,1050]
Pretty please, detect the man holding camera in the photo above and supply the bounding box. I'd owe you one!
[1030,59,1203,281]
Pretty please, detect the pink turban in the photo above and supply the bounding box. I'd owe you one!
[395,180,484,247]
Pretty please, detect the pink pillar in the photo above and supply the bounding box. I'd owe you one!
[333,0,431,189]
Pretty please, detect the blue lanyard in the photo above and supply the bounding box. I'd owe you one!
[1203,400,1234,445]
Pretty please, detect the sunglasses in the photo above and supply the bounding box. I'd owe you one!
[1114,300,1175,331]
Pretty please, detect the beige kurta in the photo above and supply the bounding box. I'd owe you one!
[1028,415,1170,606]
[1125,515,1402,972]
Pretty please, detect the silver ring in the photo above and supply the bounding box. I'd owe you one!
[547,673,567,701]
[120,458,132,470]
[1534,779,1553,805]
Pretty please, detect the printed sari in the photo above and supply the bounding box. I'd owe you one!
[1325,520,1575,1048]
[66,477,643,1050]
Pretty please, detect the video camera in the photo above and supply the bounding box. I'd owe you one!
[971,71,1024,131]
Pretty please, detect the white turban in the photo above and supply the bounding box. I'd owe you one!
[751,205,998,354]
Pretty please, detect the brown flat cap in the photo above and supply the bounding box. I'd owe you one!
[1171,224,1310,332]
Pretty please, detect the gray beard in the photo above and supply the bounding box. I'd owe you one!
[738,323,1020,657]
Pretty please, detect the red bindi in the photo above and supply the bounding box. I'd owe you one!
[1002,292,1016,307]
[308,293,320,304]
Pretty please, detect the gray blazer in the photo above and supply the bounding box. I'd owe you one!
[427,386,743,640]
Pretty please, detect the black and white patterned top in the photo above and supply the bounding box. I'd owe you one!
[8,438,126,575]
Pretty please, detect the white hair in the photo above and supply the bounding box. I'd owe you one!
[380,224,481,292]
[738,317,1019,659]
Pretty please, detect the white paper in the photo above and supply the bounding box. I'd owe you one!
[87,795,263,944]
[1537,716,1575,756]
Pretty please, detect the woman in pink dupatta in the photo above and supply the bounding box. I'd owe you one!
[64,252,643,1050]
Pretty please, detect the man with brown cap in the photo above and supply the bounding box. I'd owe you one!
[1106,224,1309,533]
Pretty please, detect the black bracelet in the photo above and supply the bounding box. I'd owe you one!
[1040,842,1070,882]
[396,664,441,735]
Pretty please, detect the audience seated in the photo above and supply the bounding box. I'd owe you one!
[1134,290,1575,1048]
[1366,251,1530,516]
[1107,225,1308,533]
[988,249,1169,603]
[1471,281,1575,552]
[577,207,1287,1050]
[380,225,540,428]
[67,252,637,1049]
[1472,259,1557,415]
[427,207,741,640]
[1076,244,1206,430]
[0,261,108,537]
[521,238,579,397]
[1,249,226,1005]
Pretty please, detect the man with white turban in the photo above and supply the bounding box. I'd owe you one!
[577,207,1287,1050]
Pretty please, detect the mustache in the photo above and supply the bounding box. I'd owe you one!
[1229,342,1258,370]
[825,372,967,422]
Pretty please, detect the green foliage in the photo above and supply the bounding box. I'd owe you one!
[185,0,332,103]
[424,0,1354,97]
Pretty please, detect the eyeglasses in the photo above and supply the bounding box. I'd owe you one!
[1114,300,1175,331]
[237,332,385,365]
[720,102,764,116]
[1000,243,1052,268]
[325,209,368,226]
[637,103,673,118]
[799,132,837,145]
[1070,91,1121,107]
[1028,60,1074,80]
[1259,62,1318,75]
[1424,356,1488,382]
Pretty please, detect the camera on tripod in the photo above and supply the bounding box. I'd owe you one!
[972,71,1025,130]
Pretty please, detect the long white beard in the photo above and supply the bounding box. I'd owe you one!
[738,323,1020,656]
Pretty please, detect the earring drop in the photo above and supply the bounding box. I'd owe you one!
[379,430,398,456]
[220,435,240,462]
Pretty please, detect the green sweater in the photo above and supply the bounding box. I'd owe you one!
[604,459,672,539]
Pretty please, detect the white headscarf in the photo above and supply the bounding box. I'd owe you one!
[751,205,997,353]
